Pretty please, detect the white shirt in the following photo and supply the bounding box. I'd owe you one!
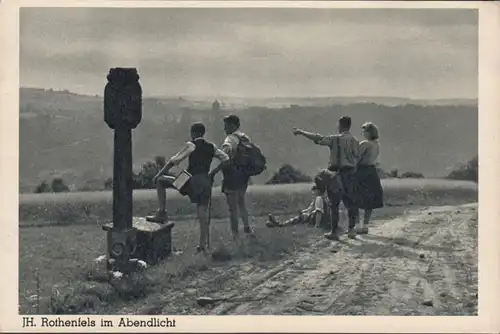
[302,196,325,215]
[221,130,250,158]
[358,140,380,166]
[314,131,360,168]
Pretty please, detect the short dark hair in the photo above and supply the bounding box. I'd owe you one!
[223,114,241,128]
[312,184,325,194]
[313,175,327,192]
[338,116,352,130]
[190,122,206,136]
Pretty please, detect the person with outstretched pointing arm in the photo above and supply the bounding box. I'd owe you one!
[293,116,360,241]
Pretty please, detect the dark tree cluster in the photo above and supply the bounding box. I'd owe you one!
[35,178,70,193]
[104,156,168,190]
[266,164,312,185]
[446,156,478,182]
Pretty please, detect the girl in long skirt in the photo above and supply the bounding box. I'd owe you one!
[355,122,384,234]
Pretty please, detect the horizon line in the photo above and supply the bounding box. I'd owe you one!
[19,86,479,102]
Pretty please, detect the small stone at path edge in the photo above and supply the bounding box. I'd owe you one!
[297,302,315,312]
[422,299,434,307]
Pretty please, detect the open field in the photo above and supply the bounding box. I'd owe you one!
[19,179,477,227]
[19,180,478,315]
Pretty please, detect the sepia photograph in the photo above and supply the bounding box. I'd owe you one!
[1,1,497,330]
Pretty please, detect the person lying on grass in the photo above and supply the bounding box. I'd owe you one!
[146,122,229,253]
[266,184,329,229]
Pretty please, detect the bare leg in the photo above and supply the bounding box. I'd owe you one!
[157,175,175,211]
[237,190,252,233]
[282,215,304,227]
[225,192,239,238]
[363,209,372,226]
[356,209,371,235]
[147,175,174,222]
[197,204,209,250]
[156,182,166,213]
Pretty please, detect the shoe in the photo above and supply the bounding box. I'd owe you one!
[266,221,279,228]
[324,232,340,241]
[357,227,369,235]
[268,214,281,225]
[146,210,167,223]
[244,226,254,234]
[196,245,206,253]
[347,229,357,239]
[266,215,280,228]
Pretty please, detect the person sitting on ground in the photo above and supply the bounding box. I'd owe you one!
[266,184,329,228]
[146,122,229,253]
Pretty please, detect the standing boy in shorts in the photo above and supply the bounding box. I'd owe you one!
[214,115,255,239]
[146,123,229,252]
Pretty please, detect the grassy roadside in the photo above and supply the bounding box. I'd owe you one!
[20,215,319,314]
[19,179,478,227]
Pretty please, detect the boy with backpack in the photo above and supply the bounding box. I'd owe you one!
[210,114,266,240]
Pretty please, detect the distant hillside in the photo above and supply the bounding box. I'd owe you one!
[19,88,478,193]
[156,95,478,110]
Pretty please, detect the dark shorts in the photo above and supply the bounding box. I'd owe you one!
[179,173,212,206]
[221,166,250,194]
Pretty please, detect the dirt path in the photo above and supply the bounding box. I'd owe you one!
[127,203,478,316]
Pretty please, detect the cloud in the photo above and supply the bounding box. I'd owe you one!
[20,7,477,98]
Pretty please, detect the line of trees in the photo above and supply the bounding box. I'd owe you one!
[32,155,478,194]
[34,156,168,193]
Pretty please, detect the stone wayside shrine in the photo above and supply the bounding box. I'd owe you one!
[101,68,174,274]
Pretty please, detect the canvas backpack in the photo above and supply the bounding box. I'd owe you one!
[232,133,267,177]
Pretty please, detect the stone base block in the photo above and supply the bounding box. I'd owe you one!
[102,217,175,266]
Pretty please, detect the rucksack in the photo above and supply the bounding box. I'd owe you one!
[232,133,267,177]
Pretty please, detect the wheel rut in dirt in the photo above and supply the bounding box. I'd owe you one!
[127,203,477,315]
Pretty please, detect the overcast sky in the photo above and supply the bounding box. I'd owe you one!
[20,8,477,99]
